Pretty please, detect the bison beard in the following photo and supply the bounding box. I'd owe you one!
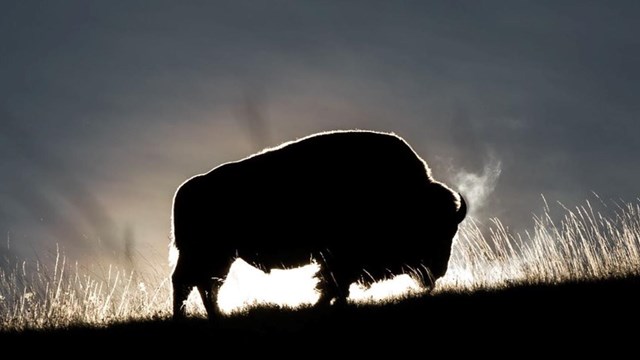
[170,130,467,320]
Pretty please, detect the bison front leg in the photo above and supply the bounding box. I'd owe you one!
[317,267,350,307]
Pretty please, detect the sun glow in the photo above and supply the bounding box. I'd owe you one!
[182,258,426,315]
[216,258,321,314]
[349,274,424,303]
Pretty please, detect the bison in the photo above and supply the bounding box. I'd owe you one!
[170,130,467,320]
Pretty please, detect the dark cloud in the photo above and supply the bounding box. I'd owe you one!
[1,1,639,263]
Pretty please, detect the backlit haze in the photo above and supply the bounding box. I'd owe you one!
[2,1,639,308]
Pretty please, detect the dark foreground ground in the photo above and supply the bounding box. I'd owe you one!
[2,276,638,353]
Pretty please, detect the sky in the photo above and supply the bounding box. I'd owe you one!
[1,1,639,270]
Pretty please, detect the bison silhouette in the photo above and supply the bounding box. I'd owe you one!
[170,130,467,320]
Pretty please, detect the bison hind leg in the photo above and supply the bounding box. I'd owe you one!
[197,279,222,321]
[171,256,217,320]
[172,278,192,321]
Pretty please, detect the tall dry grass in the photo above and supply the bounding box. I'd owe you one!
[0,246,173,331]
[438,197,640,292]
[1,197,639,331]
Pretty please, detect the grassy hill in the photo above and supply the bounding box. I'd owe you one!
[1,198,638,353]
[3,275,637,346]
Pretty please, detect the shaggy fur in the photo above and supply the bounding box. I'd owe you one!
[170,130,467,320]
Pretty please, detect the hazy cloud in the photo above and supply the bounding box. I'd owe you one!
[1,1,639,264]
[453,155,503,219]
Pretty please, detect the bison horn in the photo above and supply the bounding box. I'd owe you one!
[456,194,468,224]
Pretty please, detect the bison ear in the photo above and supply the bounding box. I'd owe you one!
[456,194,468,224]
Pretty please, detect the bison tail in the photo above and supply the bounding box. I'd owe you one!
[168,240,179,269]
